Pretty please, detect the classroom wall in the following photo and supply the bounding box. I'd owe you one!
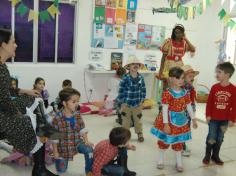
[8,0,236,103]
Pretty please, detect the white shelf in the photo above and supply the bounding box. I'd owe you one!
[87,70,157,74]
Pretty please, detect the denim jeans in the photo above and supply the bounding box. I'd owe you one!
[101,148,127,176]
[206,120,229,145]
[55,142,93,174]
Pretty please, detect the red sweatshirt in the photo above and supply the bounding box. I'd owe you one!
[206,83,236,122]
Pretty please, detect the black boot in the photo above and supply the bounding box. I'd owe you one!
[115,113,122,125]
[34,101,62,140]
[202,143,213,165]
[117,151,136,176]
[32,145,58,176]
[211,143,224,165]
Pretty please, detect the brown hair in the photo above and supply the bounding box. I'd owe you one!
[109,127,131,146]
[216,62,235,78]
[59,87,81,103]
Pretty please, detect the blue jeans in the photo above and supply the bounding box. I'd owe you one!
[102,164,125,176]
[55,143,93,174]
[101,148,127,176]
[206,120,228,145]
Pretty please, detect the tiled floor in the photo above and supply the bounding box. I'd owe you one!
[0,104,236,176]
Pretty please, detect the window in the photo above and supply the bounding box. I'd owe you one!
[226,17,236,65]
[0,0,77,63]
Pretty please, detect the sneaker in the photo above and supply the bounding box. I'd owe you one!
[137,133,144,142]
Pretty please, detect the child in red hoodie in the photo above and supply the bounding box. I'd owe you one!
[203,62,236,165]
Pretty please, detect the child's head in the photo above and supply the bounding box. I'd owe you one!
[34,77,45,91]
[62,79,72,89]
[129,63,141,73]
[216,62,235,82]
[169,67,185,87]
[109,127,131,147]
[116,67,126,78]
[181,65,199,85]
[59,88,81,113]
[171,24,185,41]
[11,77,18,89]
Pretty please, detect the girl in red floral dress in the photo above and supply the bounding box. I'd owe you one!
[151,67,198,172]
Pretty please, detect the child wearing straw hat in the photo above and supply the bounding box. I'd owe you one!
[181,65,199,157]
[117,55,146,142]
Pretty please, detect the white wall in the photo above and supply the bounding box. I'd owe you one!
[8,0,236,103]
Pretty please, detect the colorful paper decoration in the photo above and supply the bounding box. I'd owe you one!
[94,6,105,23]
[106,8,116,24]
[218,9,236,34]
[116,8,127,25]
[106,0,116,8]
[175,0,214,20]
[10,0,60,23]
[127,10,136,23]
[116,0,128,9]
[127,0,138,10]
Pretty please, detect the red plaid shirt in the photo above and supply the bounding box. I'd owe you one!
[52,111,85,160]
[92,140,118,176]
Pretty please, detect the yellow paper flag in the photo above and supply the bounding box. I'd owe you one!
[188,7,193,20]
[47,4,60,19]
[28,9,38,22]
[223,14,230,25]
[9,0,21,7]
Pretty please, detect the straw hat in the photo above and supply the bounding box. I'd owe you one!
[124,55,144,69]
[181,65,199,76]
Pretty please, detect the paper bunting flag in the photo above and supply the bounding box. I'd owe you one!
[39,11,51,23]
[176,0,214,20]
[16,3,28,17]
[10,0,21,6]
[48,4,60,19]
[10,0,60,23]
[28,9,38,22]
[218,8,236,34]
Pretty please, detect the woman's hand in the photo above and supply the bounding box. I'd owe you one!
[20,89,40,97]
[163,124,171,134]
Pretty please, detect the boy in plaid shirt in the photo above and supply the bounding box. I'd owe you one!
[93,127,136,176]
[117,56,146,142]
[52,88,93,176]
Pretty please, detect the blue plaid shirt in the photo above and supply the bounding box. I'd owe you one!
[117,73,146,107]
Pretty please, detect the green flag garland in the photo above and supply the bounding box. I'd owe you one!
[10,0,60,23]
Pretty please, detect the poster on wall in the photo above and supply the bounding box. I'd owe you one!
[89,50,104,61]
[95,0,106,6]
[94,6,105,23]
[111,52,123,70]
[127,10,136,23]
[124,23,138,48]
[104,24,124,49]
[106,0,117,8]
[144,54,161,71]
[116,0,128,9]
[150,26,166,50]
[127,0,138,10]
[106,8,116,24]
[116,9,127,25]
[91,23,105,48]
[137,24,152,49]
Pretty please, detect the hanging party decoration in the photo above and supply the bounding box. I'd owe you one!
[9,0,60,23]
[176,0,214,20]
[218,9,236,33]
